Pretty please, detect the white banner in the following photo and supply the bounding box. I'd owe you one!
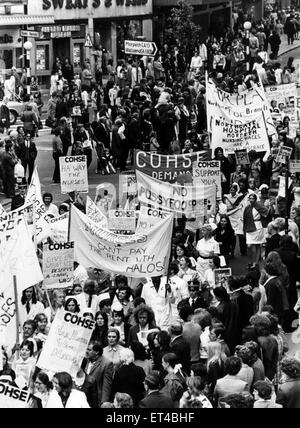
[0,219,44,295]
[37,310,95,378]
[86,196,108,229]
[192,160,221,199]
[43,242,74,290]
[46,212,69,243]
[136,171,216,216]
[206,80,276,136]
[25,169,51,243]
[266,83,296,119]
[0,289,17,351]
[59,156,88,194]
[211,117,270,155]
[0,203,5,216]
[70,205,173,278]
[108,210,136,234]
[0,383,31,408]
[120,173,137,197]
[136,206,172,233]
[0,205,31,245]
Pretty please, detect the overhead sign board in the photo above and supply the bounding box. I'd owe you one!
[125,40,158,57]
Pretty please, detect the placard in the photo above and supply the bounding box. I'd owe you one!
[108,210,136,235]
[266,83,296,119]
[192,160,221,199]
[0,383,31,409]
[235,149,250,165]
[46,212,69,243]
[276,146,293,164]
[214,268,232,288]
[290,161,300,174]
[59,156,88,194]
[37,310,95,378]
[43,242,75,289]
[136,205,172,232]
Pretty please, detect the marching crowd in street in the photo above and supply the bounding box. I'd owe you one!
[0,5,300,410]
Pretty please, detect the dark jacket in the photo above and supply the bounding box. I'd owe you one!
[110,322,131,347]
[81,356,113,408]
[265,234,281,256]
[91,122,110,149]
[277,378,300,408]
[264,276,285,320]
[0,104,10,128]
[112,363,145,406]
[170,335,191,375]
[128,322,157,347]
[16,141,37,162]
[139,391,174,408]
[243,202,269,233]
[21,110,38,132]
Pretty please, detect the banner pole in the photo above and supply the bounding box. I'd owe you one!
[68,204,72,242]
[13,275,20,359]
[33,196,37,251]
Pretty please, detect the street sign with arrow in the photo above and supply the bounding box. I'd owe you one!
[124,40,158,57]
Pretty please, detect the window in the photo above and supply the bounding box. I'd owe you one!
[36,45,50,72]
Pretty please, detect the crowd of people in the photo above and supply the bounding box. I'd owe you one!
[0,5,300,410]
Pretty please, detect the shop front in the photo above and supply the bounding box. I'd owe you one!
[27,0,153,86]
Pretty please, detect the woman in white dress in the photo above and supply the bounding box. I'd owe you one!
[196,225,220,280]
[243,193,269,268]
[46,372,90,408]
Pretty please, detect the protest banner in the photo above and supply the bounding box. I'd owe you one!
[192,160,221,199]
[25,169,51,244]
[70,205,173,278]
[43,242,75,290]
[46,212,69,243]
[37,310,95,378]
[0,219,44,295]
[86,196,108,229]
[266,83,296,119]
[95,183,116,215]
[0,289,17,351]
[278,176,293,198]
[206,80,276,136]
[120,172,137,197]
[108,210,136,235]
[0,203,5,216]
[0,383,31,408]
[276,146,293,164]
[136,171,216,216]
[0,204,32,244]
[136,205,172,233]
[59,156,88,194]
[235,149,250,166]
[215,268,232,288]
[288,120,299,139]
[135,150,211,183]
[211,117,270,155]
[290,161,300,174]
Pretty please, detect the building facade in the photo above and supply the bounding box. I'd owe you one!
[26,0,153,85]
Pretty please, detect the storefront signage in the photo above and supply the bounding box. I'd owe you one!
[36,24,85,39]
[42,0,148,10]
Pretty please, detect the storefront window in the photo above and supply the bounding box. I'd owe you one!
[73,43,84,68]
[117,20,143,59]
[36,45,50,72]
[0,49,13,70]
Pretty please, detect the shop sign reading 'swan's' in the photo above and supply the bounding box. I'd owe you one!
[42,0,148,10]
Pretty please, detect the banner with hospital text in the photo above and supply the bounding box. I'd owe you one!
[134,150,211,183]
[136,170,216,216]
[37,310,95,378]
[206,80,276,137]
[136,206,173,233]
[211,117,270,155]
[70,205,173,278]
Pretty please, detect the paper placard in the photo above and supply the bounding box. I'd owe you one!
[108,210,136,235]
[59,156,88,194]
[0,383,31,408]
[37,310,95,378]
[43,242,75,289]
[276,146,293,164]
[192,160,221,200]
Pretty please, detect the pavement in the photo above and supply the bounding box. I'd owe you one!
[278,33,300,57]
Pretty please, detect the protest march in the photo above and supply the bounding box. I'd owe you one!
[1,1,300,412]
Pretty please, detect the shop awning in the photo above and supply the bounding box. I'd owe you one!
[0,14,55,26]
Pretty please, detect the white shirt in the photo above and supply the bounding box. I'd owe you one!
[75,293,101,316]
[45,203,59,217]
[196,238,220,258]
[46,389,90,408]
[190,56,202,70]
[141,278,173,330]
[74,265,88,286]
[19,300,45,327]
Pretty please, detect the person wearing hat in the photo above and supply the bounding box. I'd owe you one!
[139,370,174,408]
[178,279,207,312]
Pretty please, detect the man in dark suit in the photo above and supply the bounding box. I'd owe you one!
[179,279,207,312]
[81,342,113,408]
[139,371,174,408]
[169,323,191,375]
